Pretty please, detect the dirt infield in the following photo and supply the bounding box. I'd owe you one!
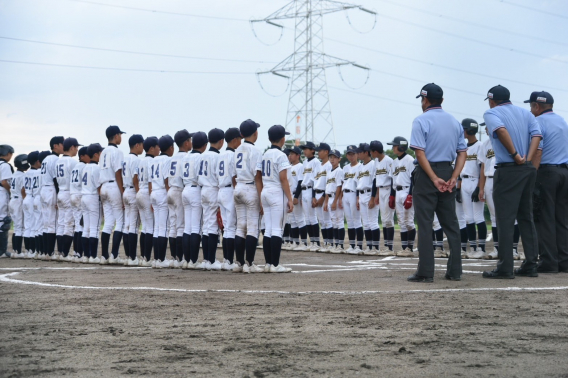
[1,247,568,378]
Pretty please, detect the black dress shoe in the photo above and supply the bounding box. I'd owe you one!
[444,273,461,281]
[514,267,538,277]
[407,273,433,283]
[482,270,515,279]
[537,267,559,273]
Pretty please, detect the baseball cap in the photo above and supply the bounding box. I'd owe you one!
[283,148,291,156]
[143,137,159,152]
[524,91,554,105]
[416,83,443,99]
[87,143,103,158]
[128,134,145,148]
[346,145,358,154]
[192,131,208,149]
[225,127,242,143]
[158,135,174,152]
[268,125,290,141]
[63,137,82,151]
[49,136,64,149]
[485,85,510,101]
[370,140,384,153]
[27,151,39,165]
[289,146,302,155]
[38,150,51,163]
[0,145,14,156]
[387,136,408,147]
[78,147,88,157]
[174,129,194,147]
[240,119,260,138]
[299,141,316,150]
[358,143,371,152]
[329,149,342,158]
[208,128,225,144]
[315,143,331,152]
[106,125,126,139]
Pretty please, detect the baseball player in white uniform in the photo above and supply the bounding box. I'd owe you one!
[34,151,50,258]
[22,151,40,258]
[370,141,396,255]
[387,136,416,256]
[198,128,225,271]
[232,120,264,273]
[459,118,487,259]
[0,145,14,258]
[99,125,126,264]
[181,132,207,269]
[312,143,332,252]
[70,147,88,262]
[150,135,174,268]
[136,137,159,266]
[56,138,80,260]
[8,154,28,258]
[40,136,64,259]
[259,125,293,273]
[217,127,241,270]
[81,143,104,264]
[299,141,320,250]
[122,134,144,266]
[324,149,344,253]
[356,143,379,255]
[478,124,499,259]
[342,145,363,254]
[287,147,308,251]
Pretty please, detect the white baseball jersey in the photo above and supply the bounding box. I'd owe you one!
[356,160,377,190]
[70,162,85,195]
[233,141,262,184]
[313,160,331,191]
[325,166,343,195]
[24,168,40,197]
[460,141,482,178]
[477,138,496,177]
[289,162,304,192]
[342,163,360,192]
[166,151,186,189]
[198,148,221,188]
[258,147,291,189]
[55,155,78,191]
[392,154,414,187]
[301,157,319,188]
[149,154,171,190]
[81,163,101,195]
[182,151,203,187]
[10,170,24,197]
[375,155,393,187]
[40,154,58,187]
[217,148,236,188]
[122,153,141,188]
[137,155,154,191]
[99,144,124,184]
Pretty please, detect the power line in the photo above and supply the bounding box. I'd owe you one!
[0,36,277,64]
[496,0,568,20]
[0,59,253,74]
[373,0,568,47]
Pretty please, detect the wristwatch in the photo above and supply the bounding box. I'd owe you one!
[510,151,518,158]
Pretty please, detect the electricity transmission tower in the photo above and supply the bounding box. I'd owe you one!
[252,0,375,146]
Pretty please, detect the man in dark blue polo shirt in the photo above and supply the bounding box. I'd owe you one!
[482,85,542,279]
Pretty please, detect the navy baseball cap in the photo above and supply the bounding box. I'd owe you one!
[192,131,208,149]
[106,125,126,139]
[240,119,260,138]
[27,151,39,165]
[78,146,88,157]
[524,91,554,105]
[38,150,51,163]
[128,134,144,148]
[63,138,81,151]
[50,136,64,149]
[158,135,174,152]
[208,128,225,144]
[370,140,384,153]
[268,125,290,141]
[0,145,14,156]
[300,141,316,150]
[358,143,371,152]
[174,129,194,147]
[485,85,510,101]
[416,83,443,99]
[225,127,242,143]
[289,146,302,155]
[346,145,358,154]
[315,143,331,152]
[329,149,342,158]
[87,143,103,157]
[143,137,159,152]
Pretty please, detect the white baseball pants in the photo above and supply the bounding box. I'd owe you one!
[301,188,318,225]
[288,196,306,228]
[136,190,153,235]
[40,186,57,234]
[123,187,139,235]
[261,187,287,238]
[150,188,168,238]
[315,192,331,228]
[342,191,361,229]
[395,187,415,232]
[100,182,124,234]
[359,191,379,231]
[378,186,395,228]
[81,194,102,238]
[57,190,74,236]
[71,194,83,233]
[33,195,42,236]
[218,187,237,239]
[182,185,202,235]
[167,186,184,238]
[234,183,260,238]
[23,196,35,238]
[327,196,344,229]
[201,186,220,236]
[9,197,24,237]
[455,197,466,229]
[461,177,485,224]
[484,177,496,227]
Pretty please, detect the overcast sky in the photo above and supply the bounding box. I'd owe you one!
[1,0,567,158]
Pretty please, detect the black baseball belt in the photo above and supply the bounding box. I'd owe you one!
[396,186,409,191]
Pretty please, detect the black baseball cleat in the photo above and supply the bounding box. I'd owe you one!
[482,270,514,279]
[407,273,433,283]
[444,273,461,281]
[514,267,538,277]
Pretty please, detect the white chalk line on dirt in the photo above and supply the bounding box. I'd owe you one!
[1,272,567,295]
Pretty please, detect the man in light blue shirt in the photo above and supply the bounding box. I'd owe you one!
[408,83,467,283]
[482,85,542,279]
[526,91,568,273]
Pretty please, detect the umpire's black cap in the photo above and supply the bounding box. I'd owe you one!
[106,125,126,139]
[485,85,510,101]
[240,119,260,138]
[192,132,208,149]
[174,130,194,147]
[128,134,145,148]
[370,140,384,153]
[208,128,225,144]
[524,91,554,105]
[225,127,242,143]
[27,151,39,165]
[416,83,443,99]
[158,135,174,152]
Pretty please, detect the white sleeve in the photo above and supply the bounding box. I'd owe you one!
[277,153,291,173]
[112,150,124,173]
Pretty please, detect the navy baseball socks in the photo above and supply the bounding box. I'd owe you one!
[435,228,444,250]
[143,233,153,262]
[245,235,258,266]
[466,223,477,251]
[383,227,395,251]
[207,234,218,263]
[311,224,321,246]
[492,226,499,252]
[235,235,246,266]
[225,237,235,264]
[356,227,364,250]
[168,237,177,260]
[82,236,90,258]
[460,227,468,252]
[364,229,372,249]
[89,238,98,258]
[175,236,183,262]
[128,233,138,260]
[477,222,487,252]
[371,228,380,250]
[347,228,355,249]
[201,235,209,263]
[101,232,110,259]
[189,233,201,264]
[407,229,416,251]
[111,231,123,259]
[271,236,282,267]
[400,231,408,251]
[299,226,308,246]
[262,236,272,265]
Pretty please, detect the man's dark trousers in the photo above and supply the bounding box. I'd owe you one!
[493,163,538,274]
[414,163,462,278]
[534,165,568,272]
